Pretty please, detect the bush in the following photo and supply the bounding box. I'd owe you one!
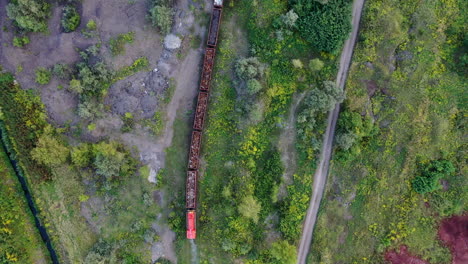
[61,6,80,32]
[270,240,297,264]
[86,19,97,31]
[412,160,455,194]
[235,57,264,80]
[109,32,135,56]
[246,79,262,95]
[52,63,71,79]
[31,127,69,168]
[6,0,50,32]
[35,67,51,85]
[71,144,92,167]
[238,195,261,223]
[291,0,352,53]
[149,5,173,34]
[12,36,30,48]
[309,58,324,72]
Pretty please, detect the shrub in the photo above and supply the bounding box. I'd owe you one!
[292,59,304,68]
[86,19,97,31]
[270,240,297,264]
[280,9,299,28]
[52,63,71,79]
[6,0,50,32]
[246,79,263,95]
[309,58,324,72]
[291,0,352,53]
[71,144,92,167]
[238,195,261,223]
[12,36,30,47]
[35,67,51,85]
[61,6,80,32]
[235,57,264,80]
[31,127,69,168]
[149,5,173,34]
[109,32,135,56]
[412,160,455,194]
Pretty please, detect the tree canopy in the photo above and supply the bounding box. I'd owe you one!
[6,0,51,32]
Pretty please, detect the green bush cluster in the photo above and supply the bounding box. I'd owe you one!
[412,160,455,194]
[109,32,135,56]
[290,0,352,53]
[148,0,173,34]
[35,67,51,85]
[6,0,50,32]
[61,6,80,33]
[12,36,30,47]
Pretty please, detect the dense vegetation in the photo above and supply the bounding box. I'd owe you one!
[6,0,51,32]
[309,0,467,263]
[163,0,352,262]
[148,0,174,34]
[0,144,48,263]
[291,0,352,53]
[0,71,159,263]
[61,5,80,33]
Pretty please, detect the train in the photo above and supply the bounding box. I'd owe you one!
[186,0,224,240]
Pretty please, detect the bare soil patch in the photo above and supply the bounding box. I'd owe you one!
[385,245,429,264]
[438,215,468,264]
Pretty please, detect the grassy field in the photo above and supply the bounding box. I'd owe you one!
[308,0,467,263]
[0,144,49,263]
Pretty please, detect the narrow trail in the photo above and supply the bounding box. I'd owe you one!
[296,0,365,263]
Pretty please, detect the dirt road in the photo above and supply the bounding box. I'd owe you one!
[296,0,365,263]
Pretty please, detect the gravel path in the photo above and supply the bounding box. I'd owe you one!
[296,0,365,263]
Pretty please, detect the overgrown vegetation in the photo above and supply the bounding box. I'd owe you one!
[164,0,351,262]
[148,0,174,34]
[12,36,30,47]
[309,0,467,263]
[0,144,48,263]
[6,0,51,32]
[61,5,81,33]
[109,31,135,56]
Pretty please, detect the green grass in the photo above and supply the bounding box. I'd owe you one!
[0,145,49,263]
[308,0,467,263]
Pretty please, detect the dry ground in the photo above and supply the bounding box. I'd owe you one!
[0,0,213,262]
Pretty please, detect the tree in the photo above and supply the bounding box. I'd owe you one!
[308,81,345,113]
[61,6,80,32]
[77,99,104,119]
[35,67,51,85]
[6,0,51,32]
[31,128,68,167]
[149,5,173,34]
[238,195,261,223]
[246,79,262,95]
[292,59,304,69]
[270,240,297,264]
[309,58,324,72]
[53,64,71,79]
[71,144,92,167]
[93,142,125,179]
[335,132,357,150]
[281,9,299,28]
[68,79,83,94]
[292,0,352,53]
[412,160,455,194]
[235,57,264,80]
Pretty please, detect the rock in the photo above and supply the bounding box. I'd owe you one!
[164,34,182,50]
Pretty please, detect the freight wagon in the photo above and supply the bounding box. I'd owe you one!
[185,0,223,240]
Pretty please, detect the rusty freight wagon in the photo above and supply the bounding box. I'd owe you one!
[188,131,202,170]
[200,48,216,91]
[193,92,209,131]
[186,171,198,209]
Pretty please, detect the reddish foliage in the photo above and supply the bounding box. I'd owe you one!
[438,215,468,264]
[385,245,429,264]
